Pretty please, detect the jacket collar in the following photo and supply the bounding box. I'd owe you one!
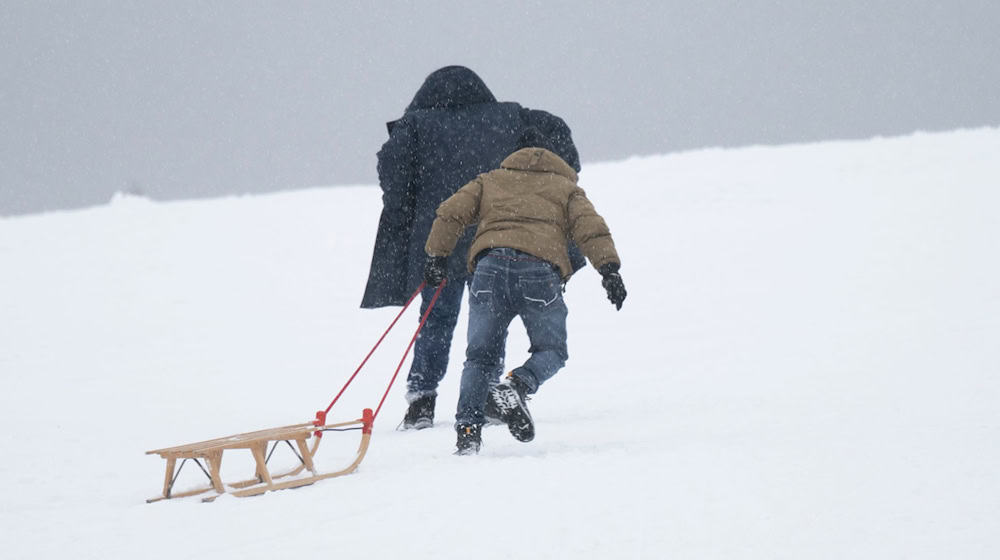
[500,148,578,182]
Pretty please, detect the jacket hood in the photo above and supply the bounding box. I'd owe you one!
[500,148,578,182]
[405,66,497,112]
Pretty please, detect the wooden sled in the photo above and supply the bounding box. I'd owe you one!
[146,409,373,503]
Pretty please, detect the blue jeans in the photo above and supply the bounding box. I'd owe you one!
[456,248,569,426]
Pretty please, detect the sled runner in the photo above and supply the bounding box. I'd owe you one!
[146,410,372,502]
[145,281,445,502]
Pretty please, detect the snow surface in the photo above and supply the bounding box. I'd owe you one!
[1,128,998,559]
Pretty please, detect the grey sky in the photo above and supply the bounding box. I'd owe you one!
[2,1,998,215]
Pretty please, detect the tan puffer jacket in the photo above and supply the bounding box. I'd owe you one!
[425,147,620,280]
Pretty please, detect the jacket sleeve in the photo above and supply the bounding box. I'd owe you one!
[376,119,417,228]
[567,186,620,270]
[362,119,418,308]
[425,177,484,257]
[521,108,580,172]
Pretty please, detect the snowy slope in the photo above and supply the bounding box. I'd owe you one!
[1,128,998,559]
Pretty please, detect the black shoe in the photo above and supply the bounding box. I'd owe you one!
[455,423,482,455]
[401,394,435,430]
[483,387,504,426]
[489,373,534,442]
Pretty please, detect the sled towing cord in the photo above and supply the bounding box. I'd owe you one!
[314,279,446,430]
[145,280,446,503]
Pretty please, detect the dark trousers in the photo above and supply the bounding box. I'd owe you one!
[405,275,467,399]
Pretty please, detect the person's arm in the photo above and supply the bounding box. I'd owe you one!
[425,177,485,257]
[567,187,626,309]
[376,119,418,228]
[362,119,419,306]
[422,177,485,287]
[567,187,618,269]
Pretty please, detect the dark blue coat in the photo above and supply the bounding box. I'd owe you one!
[362,66,583,308]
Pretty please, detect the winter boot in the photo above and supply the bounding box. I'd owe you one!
[488,372,534,442]
[483,388,504,426]
[454,423,482,455]
[400,394,435,430]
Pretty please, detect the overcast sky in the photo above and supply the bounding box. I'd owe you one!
[2,1,998,215]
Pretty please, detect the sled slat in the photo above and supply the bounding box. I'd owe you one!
[229,432,371,498]
[207,451,225,493]
[146,423,315,456]
[161,456,176,498]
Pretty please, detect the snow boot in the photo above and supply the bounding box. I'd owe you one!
[400,394,435,430]
[489,373,534,442]
[483,388,504,426]
[454,423,482,455]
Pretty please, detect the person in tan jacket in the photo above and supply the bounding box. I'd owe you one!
[423,128,627,454]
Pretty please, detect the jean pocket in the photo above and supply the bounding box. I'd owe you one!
[520,275,562,308]
[469,270,496,304]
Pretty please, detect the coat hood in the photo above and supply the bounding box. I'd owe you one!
[500,148,578,183]
[405,66,497,112]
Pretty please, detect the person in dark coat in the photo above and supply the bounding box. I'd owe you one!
[361,65,583,430]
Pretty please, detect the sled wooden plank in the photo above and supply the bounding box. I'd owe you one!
[250,441,274,486]
[226,437,316,490]
[146,484,216,503]
[190,418,363,454]
[295,438,317,474]
[146,422,312,453]
[161,456,176,499]
[146,422,314,456]
[147,427,312,456]
[193,427,314,454]
[207,451,225,493]
[229,431,371,498]
[147,419,364,457]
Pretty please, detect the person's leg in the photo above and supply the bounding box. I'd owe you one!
[456,261,515,427]
[405,277,466,400]
[513,265,569,393]
[400,278,465,430]
[480,324,509,423]
[488,259,567,443]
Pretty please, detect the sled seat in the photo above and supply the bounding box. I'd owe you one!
[146,410,372,503]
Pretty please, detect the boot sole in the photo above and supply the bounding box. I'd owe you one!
[489,384,534,442]
[454,444,481,456]
[399,418,433,431]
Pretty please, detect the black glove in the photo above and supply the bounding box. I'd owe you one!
[598,263,626,311]
[424,255,448,287]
